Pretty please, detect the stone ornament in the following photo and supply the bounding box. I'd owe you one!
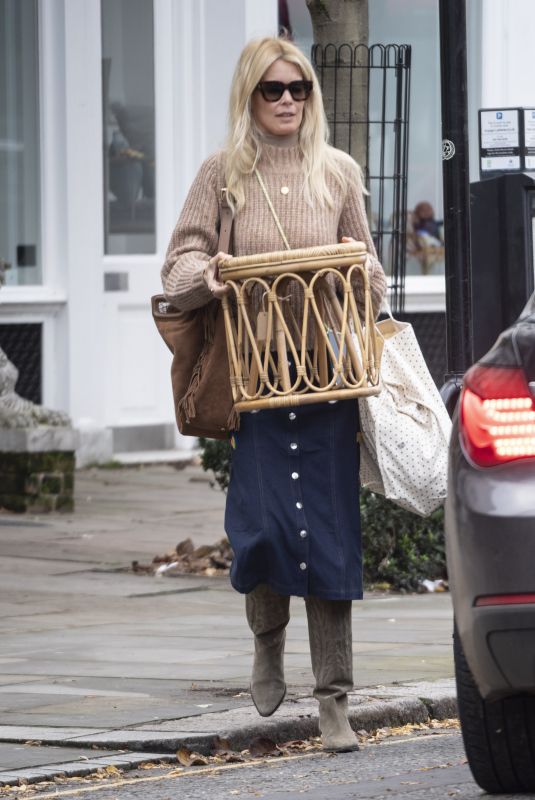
[0,350,70,429]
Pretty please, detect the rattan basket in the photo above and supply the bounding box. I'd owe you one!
[219,242,381,412]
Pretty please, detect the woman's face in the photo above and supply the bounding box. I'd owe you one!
[251,59,306,137]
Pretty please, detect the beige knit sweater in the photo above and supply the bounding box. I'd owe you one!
[162,141,387,318]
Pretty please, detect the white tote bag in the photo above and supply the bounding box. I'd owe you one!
[357,314,452,517]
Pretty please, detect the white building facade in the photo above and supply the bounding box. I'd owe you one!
[1,0,534,461]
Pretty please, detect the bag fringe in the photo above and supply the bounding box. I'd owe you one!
[178,303,238,433]
[176,307,211,421]
[227,406,240,431]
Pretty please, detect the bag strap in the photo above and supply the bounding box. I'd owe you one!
[381,299,395,320]
[219,188,233,253]
[254,169,291,251]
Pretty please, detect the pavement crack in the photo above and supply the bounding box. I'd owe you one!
[127,586,211,598]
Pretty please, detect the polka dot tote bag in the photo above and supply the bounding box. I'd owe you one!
[358,315,452,517]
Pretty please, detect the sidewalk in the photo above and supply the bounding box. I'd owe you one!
[0,462,455,787]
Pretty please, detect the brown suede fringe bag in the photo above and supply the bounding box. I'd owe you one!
[151,190,237,440]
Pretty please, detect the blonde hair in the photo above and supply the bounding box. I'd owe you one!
[225,36,351,211]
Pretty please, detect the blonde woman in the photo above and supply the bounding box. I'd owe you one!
[162,36,387,753]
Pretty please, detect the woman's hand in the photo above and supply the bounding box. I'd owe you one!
[341,236,372,270]
[203,252,231,300]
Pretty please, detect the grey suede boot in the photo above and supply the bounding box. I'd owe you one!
[246,584,290,717]
[305,595,359,753]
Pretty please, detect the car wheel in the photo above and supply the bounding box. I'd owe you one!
[454,625,535,793]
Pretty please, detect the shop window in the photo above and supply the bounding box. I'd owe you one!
[101,0,156,255]
[0,0,41,286]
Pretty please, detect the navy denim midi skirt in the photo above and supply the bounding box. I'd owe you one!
[224,399,362,600]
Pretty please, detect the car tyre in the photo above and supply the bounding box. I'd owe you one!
[454,625,535,793]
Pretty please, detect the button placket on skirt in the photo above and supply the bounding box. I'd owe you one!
[287,409,310,591]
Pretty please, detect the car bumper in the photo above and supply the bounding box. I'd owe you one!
[446,419,535,699]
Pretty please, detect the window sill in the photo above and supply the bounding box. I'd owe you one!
[392,275,446,312]
[0,286,67,314]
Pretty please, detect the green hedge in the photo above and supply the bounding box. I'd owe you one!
[199,438,446,592]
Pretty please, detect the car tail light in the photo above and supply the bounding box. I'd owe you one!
[460,364,535,467]
[475,593,535,607]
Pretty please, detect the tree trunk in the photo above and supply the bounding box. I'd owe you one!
[306,0,369,173]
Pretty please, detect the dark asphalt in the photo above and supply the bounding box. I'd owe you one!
[15,728,521,800]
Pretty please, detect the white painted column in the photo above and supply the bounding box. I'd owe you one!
[170,0,209,214]
[465,0,481,185]
[63,0,106,426]
[154,0,177,257]
[39,0,69,412]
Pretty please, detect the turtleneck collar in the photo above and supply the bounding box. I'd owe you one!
[258,130,299,148]
[256,130,302,173]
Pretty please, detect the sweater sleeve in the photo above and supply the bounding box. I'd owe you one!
[161,153,222,310]
[337,158,387,319]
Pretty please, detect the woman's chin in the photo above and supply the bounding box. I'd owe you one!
[271,122,299,137]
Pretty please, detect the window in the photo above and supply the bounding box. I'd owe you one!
[284,0,445,278]
[0,0,41,286]
[101,0,156,255]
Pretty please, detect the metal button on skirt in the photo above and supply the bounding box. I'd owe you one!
[224,399,362,600]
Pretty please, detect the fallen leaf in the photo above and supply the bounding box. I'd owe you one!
[211,735,245,762]
[176,747,193,766]
[190,753,209,766]
[211,553,230,568]
[192,544,214,558]
[212,736,232,753]
[194,556,213,571]
[131,536,234,578]
[175,747,209,767]
[176,538,195,555]
[248,736,280,757]
[131,560,152,574]
[222,751,245,763]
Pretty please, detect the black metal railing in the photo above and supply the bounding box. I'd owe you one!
[312,43,411,312]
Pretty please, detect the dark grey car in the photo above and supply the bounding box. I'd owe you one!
[446,291,535,794]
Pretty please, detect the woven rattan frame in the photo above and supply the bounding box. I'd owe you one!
[220,243,382,412]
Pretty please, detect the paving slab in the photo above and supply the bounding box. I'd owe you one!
[0,742,124,770]
[0,727,107,742]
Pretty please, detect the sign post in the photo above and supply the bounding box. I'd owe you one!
[438,0,473,413]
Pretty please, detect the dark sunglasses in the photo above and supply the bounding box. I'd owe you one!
[255,80,313,102]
